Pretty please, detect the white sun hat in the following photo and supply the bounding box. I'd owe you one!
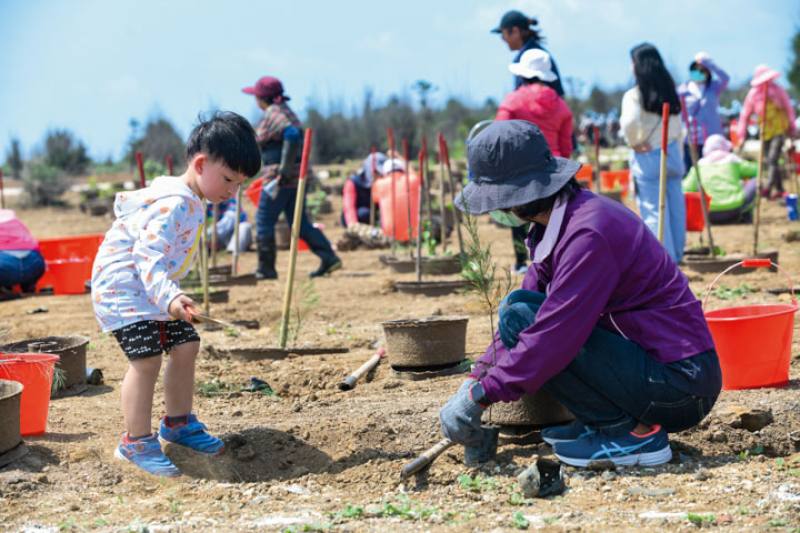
[508,49,557,82]
[382,158,405,174]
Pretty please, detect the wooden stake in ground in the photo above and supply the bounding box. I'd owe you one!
[0,168,4,209]
[369,145,378,227]
[200,222,210,314]
[593,125,601,194]
[416,144,426,282]
[656,103,670,243]
[278,128,314,349]
[680,95,716,256]
[402,138,413,258]
[422,136,433,228]
[753,82,769,256]
[232,187,242,276]
[439,133,464,258]
[166,155,174,176]
[210,203,218,268]
[437,141,448,253]
[387,128,397,255]
[135,151,146,189]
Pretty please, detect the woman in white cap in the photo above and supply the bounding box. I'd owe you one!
[735,65,797,200]
[496,48,573,273]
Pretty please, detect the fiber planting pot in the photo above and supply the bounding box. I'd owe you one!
[393,280,469,297]
[0,335,89,392]
[0,380,23,455]
[485,391,574,427]
[382,316,468,368]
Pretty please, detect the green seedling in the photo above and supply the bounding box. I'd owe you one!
[285,279,319,345]
[51,367,67,394]
[381,495,437,521]
[739,444,766,461]
[511,511,530,530]
[713,283,753,301]
[769,518,789,527]
[457,473,497,492]
[224,326,240,338]
[196,379,233,397]
[508,492,528,506]
[687,513,716,526]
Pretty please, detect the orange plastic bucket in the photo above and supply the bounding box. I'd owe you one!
[0,353,60,435]
[38,234,104,262]
[600,170,630,198]
[685,192,712,232]
[575,164,593,189]
[703,259,798,389]
[45,258,91,294]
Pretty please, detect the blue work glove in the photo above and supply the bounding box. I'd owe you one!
[439,379,489,447]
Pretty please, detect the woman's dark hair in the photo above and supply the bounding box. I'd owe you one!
[689,61,711,83]
[186,111,262,178]
[630,43,681,115]
[511,16,543,43]
[509,177,582,220]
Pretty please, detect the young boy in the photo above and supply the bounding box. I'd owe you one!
[92,112,261,477]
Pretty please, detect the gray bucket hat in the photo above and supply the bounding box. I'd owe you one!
[455,120,581,215]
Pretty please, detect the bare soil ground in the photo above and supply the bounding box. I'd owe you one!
[2,180,800,532]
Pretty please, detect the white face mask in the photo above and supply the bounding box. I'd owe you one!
[490,209,527,227]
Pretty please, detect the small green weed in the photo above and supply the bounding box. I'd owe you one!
[739,444,766,460]
[196,379,234,397]
[511,511,530,530]
[457,473,497,492]
[713,283,753,301]
[687,513,716,526]
[769,518,788,527]
[508,492,527,506]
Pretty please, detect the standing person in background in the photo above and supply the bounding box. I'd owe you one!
[620,43,685,264]
[491,10,564,95]
[496,48,573,274]
[242,76,342,279]
[735,65,797,200]
[677,52,730,173]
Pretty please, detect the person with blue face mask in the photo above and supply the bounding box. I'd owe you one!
[677,52,730,173]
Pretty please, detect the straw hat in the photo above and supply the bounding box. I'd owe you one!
[750,64,780,87]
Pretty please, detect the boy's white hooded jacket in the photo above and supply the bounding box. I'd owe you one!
[92,176,204,332]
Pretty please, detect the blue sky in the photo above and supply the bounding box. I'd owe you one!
[1,0,798,161]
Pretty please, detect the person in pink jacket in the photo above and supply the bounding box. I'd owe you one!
[495,48,574,274]
[735,65,797,199]
[496,48,573,157]
[0,209,45,295]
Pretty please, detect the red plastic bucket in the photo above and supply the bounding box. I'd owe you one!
[703,259,797,389]
[45,258,91,294]
[0,353,60,435]
[685,192,712,232]
[599,170,631,199]
[575,164,593,189]
[38,234,104,262]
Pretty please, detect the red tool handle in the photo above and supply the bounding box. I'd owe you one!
[135,151,145,188]
[298,129,313,183]
[438,132,451,168]
[660,103,670,151]
[742,258,771,268]
[166,155,174,175]
[592,125,600,151]
[387,128,395,157]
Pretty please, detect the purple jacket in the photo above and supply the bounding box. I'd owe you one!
[473,190,715,403]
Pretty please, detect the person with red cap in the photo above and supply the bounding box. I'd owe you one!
[735,65,797,200]
[242,76,342,279]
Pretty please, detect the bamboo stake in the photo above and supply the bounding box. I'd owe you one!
[368,145,377,227]
[135,151,146,188]
[680,96,716,257]
[437,142,448,254]
[416,144,426,282]
[422,137,433,232]
[402,138,413,257]
[278,129,313,349]
[200,222,210,314]
[387,128,397,255]
[439,133,464,257]
[657,103,670,243]
[232,187,242,276]
[753,83,768,256]
[593,125,601,193]
[210,203,218,267]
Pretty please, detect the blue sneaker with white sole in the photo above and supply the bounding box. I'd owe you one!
[159,414,225,455]
[541,420,596,445]
[115,433,181,477]
[553,424,672,467]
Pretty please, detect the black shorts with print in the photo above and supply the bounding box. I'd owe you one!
[112,320,200,360]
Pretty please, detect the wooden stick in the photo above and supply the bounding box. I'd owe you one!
[400,438,454,479]
[166,155,174,175]
[421,137,433,233]
[369,145,377,227]
[200,222,210,314]
[416,145,426,282]
[232,187,242,276]
[338,348,385,391]
[387,128,397,255]
[402,139,413,256]
[657,103,670,243]
[0,168,4,209]
[437,141,447,254]
[210,203,218,268]
[279,129,313,349]
[754,83,768,256]
[593,125,601,193]
[680,95,716,257]
[135,151,146,188]
[440,134,464,258]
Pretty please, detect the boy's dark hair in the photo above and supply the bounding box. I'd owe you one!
[186,111,262,178]
[509,177,582,220]
[630,43,681,116]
